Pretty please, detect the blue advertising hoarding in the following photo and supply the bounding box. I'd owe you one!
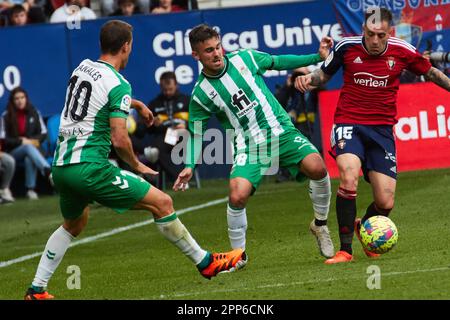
[0,0,341,116]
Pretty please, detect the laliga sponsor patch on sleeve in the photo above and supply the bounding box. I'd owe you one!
[324,51,333,68]
[120,94,131,111]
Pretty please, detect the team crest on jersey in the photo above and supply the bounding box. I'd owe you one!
[337,139,346,150]
[386,57,396,70]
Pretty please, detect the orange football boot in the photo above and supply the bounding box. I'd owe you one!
[199,248,244,279]
[324,250,353,264]
[24,288,54,300]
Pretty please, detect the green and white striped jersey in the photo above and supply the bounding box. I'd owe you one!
[187,49,321,168]
[53,59,132,166]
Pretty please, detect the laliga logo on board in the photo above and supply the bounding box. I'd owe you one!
[353,72,389,87]
[395,105,450,141]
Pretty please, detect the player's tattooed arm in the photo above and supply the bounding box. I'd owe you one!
[310,69,331,87]
[295,68,331,93]
[424,67,450,91]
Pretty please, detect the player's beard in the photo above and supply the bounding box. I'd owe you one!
[121,56,129,69]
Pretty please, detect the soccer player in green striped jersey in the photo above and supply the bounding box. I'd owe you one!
[24,20,244,300]
[173,24,335,271]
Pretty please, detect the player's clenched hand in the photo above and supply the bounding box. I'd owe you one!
[294,74,317,93]
[173,167,193,192]
[318,36,333,60]
[132,99,154,127]
[135,161,159,176]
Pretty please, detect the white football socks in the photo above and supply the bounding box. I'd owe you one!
[227,204,247,250]
[309,173,332,222]
[32,225,74,289]
[155,213,207,265]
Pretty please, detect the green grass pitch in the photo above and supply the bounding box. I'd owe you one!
[1,168,449,300]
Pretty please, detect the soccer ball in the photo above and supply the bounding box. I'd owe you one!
[360,215,398,254]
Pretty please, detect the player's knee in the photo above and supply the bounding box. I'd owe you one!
[301,154,328,180]
[308,165,328,180]
[340,172,359,190]
[229,192,248,209]
[157,194,174,215]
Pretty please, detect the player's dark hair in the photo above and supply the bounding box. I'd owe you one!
[100,20,133,55]
[159,71,177,84]
[364,7,393,26]
[189,24,220,50]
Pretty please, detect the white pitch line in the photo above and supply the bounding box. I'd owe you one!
[0,197,228,269]
[155,266,450,299]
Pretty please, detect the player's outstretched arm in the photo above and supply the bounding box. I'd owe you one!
[294,68,331,93]
[110,117,159,175]
[424,67,450,91]
[131,99,154,127]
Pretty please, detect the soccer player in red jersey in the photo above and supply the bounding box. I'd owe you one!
[295,7,450,264]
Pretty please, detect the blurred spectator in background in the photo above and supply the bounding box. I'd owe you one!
[150,0,196,11]
[109,0,141,16]
[0,1,45,26]
[276,67,319,141]
[50,0,96,23]
[1,87,51,200]
[8,4,27,25]
[0,147,16,204]
[145,71,189,187]
[101,0,149,15]
[275,67,321,182]
[151,0,184,14]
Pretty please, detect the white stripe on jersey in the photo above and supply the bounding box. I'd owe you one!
[229,54,284,137]
[192,95,212,113]
[199,79,246,151]
[220,73,266,145]
[389,37,416,49]
[70,137,90,163]
[335,37,362,51]
[247,50,260,72]
[388,37,416,53]
[55,137,68,166]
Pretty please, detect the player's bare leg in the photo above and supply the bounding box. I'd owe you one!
[353,171,396,259]
[225,177,253,272]
[299,153,334,258]
[325,153,361,264]
[135,186,243,279]
[364,171,396,223]
[25,207,90,299]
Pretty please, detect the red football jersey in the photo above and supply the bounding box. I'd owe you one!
[321,36,432,125]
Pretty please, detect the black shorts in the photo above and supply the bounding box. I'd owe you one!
[329,124,397,182]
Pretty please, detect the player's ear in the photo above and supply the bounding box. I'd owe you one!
[124,40,132,53]
[191,50,200,62]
